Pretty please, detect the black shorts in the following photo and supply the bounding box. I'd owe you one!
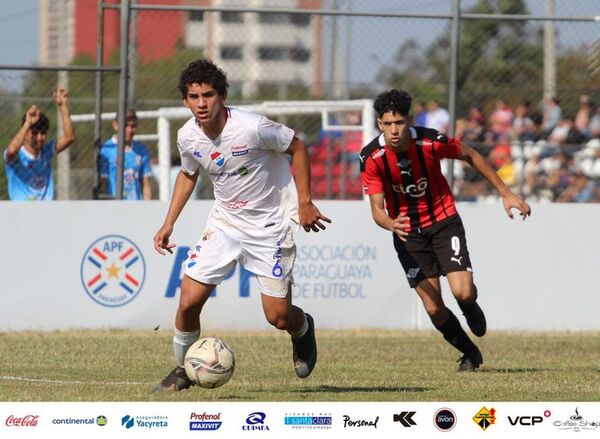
[393,214,473,288]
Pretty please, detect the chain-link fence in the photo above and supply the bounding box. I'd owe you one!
[0,0,598,201]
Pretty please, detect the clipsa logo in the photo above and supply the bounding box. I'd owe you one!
[80,235,146,307]
[473,407,496,431]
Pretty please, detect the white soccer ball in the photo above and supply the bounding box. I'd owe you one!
[184,337,235,389]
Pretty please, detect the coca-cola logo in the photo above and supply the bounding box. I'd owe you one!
[6,414,39,427]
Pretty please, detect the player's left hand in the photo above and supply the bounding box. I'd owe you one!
[53,88,68,106]
[502,192,531,220]
[298,201,332,232]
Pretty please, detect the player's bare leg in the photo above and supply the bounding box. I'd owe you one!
[415,277,482,371]
[261,287,317,378]
[154,275,215,392]
[447,271,487,337]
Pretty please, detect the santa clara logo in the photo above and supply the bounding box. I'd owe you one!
[80,235,146,307]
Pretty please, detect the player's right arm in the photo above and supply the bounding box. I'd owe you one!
[368,193,408,241]
[5,105,39,162]
[153,169,198,255]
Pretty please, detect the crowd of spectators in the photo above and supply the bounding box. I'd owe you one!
[308,96,600,203]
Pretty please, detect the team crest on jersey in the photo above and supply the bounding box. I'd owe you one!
[396,158,412,168]
[80,235,146,307]
[210,151,225,166]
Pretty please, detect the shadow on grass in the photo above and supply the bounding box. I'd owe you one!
[263,385,430,394]
[480,368,549,373]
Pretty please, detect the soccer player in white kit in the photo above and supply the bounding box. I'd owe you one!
[153,59,331,391]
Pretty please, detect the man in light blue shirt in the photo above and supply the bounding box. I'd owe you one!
[3,89,75,200]
[98,109,153,200]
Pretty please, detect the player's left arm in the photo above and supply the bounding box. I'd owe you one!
[141,146,153,200]
[285,136,332,232]
[458,142,531,220]
[142,176,153,200]
[53,89,75,153]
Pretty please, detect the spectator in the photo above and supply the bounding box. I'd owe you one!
[519,111,544,142]
[541,96,562,136]
[574,95,594,139]
[413,101,427,127]
[425,99,449,134]
[590,108,600,139]
[98,109,153,200]
[511,100,534,141]
[489,99,514,140]
[463,105,487,143]
[3,89,75,200]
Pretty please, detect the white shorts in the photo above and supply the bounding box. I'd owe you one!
[183,224,296,298]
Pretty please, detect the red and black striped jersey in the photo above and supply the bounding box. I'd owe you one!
[359,126,460,232]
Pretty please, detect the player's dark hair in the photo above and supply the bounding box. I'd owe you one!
[178,59,229,98]
[374,89,412,118]
[21,112,50,133]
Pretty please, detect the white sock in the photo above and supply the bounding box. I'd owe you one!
[289,313,308,339]
[173,328,200,367]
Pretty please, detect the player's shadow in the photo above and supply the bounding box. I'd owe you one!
[479,367,548,373]
[289,385,430,394]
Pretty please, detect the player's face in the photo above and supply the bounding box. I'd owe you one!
[183,83,225,125]
[377,111,410,149]
[26,129,48,151]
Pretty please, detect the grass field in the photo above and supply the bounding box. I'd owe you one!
[1,329,599,401]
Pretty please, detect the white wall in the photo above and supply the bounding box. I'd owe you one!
[0,201,597,331]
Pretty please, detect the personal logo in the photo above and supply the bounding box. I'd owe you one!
[284,413,332,429]
[473,407,496,431]
[80,235,146,307]
[434,408,456,432]
[393,411,416,427]
[96,415,108,426]
[189,412,222,431]
[210,151,225,166]
[243,412,269,431]
[342,415,379,429]
[554,407,599,432]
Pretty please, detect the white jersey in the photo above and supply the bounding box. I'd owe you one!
[177,107,298,239]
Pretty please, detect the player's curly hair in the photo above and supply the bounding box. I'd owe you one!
[178,59,229,98]
[374,89,412,118]
[21,112,50,133]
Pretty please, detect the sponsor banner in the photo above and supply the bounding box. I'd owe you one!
[1,202,600,331]
[0,402,598,438]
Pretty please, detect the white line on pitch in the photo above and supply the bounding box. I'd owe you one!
[0,375,145,385]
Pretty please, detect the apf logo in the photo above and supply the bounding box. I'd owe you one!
[80,235,146,307]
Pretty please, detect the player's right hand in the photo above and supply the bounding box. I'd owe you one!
[153,223,176,255]
[392,214,409,241]
[25,105,40,126]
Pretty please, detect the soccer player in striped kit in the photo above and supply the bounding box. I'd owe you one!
[360,89,531,371]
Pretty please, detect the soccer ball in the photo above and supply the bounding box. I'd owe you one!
[184,337,235,388]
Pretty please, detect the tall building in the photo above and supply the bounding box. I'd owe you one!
[39,0,323,98]
[184,0,323,97]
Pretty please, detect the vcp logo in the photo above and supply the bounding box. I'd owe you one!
[80,235,146,307]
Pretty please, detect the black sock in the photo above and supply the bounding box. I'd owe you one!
[458,300,476,315]
[435,309,478,354]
